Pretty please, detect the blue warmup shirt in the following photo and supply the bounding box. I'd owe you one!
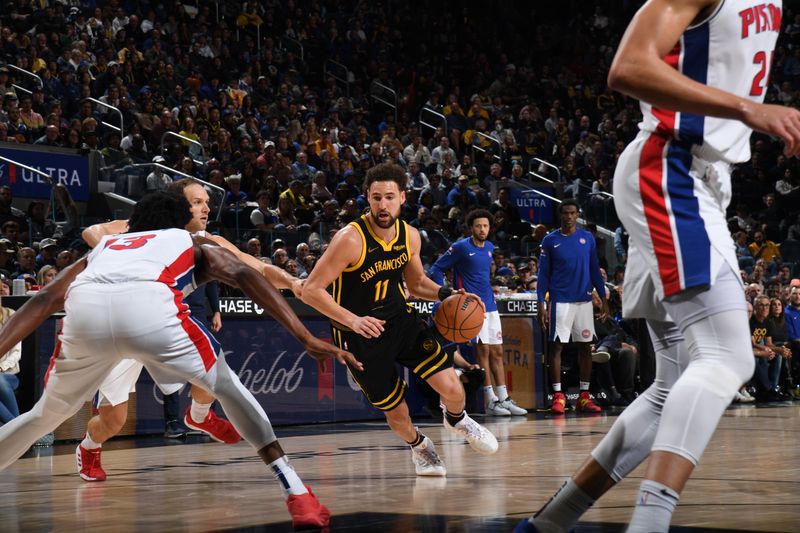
[536,228,605,303]
[429,237,497,313]
[786,304,800,341]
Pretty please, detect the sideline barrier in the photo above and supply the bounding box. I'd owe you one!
[6,295,543,440]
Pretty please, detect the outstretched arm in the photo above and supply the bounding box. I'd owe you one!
[608,0,800,156]
[82,219,129,247]
[196,241,361,370]
[204,233,303,296]
[0,258,87,356]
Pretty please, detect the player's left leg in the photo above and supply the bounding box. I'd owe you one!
[179,317,240,443]
[191,355,330,529]
[77,402,128,482]
[516,320,686,533]
[76,358,143,481]
[474,342,509,415]
[135,296,329,530]
[426,369,498,455]
[569,302,602,413]
[628,267,754,532]
[488,344,527,415]
[183,383,241,444]
[574,341,601,413]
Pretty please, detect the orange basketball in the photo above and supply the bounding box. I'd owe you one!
[434,294,484,343]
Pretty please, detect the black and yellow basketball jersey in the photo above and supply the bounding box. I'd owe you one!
[331,214,411,320]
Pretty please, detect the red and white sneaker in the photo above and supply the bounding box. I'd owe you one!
[184,407,241,444]
[286,485,331,530]
[576,391,602,413]
[551,392,566,415]
[76,445,106,482]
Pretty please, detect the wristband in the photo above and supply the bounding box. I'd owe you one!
[438,286,454,301]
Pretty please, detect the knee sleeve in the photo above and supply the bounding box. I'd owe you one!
[651,309,753,465]
[681,309,754,386]
[592,321,687,482]
[591,392,662,482]
[208,355,277,450]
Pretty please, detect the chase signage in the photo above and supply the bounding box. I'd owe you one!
[220,297,538,317]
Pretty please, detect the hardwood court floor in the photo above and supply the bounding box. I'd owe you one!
[1,404,798,532]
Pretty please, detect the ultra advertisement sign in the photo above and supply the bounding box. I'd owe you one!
[0,145,90,201]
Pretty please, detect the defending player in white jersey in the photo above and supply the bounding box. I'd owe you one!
[74,179,304,482]
[516,1,800,532]
[0,191,360,530]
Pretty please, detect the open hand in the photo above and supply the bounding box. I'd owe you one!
[538,301,549,331]
[744,102,800,157]
[304,337,363,372]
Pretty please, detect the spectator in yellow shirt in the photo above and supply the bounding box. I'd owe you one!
[749,231,782,264]
[313,128,337,160]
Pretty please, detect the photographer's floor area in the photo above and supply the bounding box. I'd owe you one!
[2,404,798,532]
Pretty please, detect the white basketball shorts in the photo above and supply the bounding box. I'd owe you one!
[613,131,740,320]
[475,310,503,345]
[96,359,184,407]
[53,282,222,407]
[548,301,594,343]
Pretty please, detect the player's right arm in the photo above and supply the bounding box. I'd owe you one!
[82,219,129,247]
[196,240,362,371]
[204,233,303,296]
[428,243,459,285]
[0,257,87,356]
[609,0,800,156]
[301,225,385,338]
[536,236,552,330]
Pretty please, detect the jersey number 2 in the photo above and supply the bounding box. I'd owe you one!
[749,51,773,97]
[106,234,156,250]
[373,279,389,302]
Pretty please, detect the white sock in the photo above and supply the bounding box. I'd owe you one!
[552,383,562,392]
[627,479,679,533]
[190,400,213,423]
[269,456,308,497]
[531,478,595,533]
[483,385,497,403]
[81,432,101,450]
[579,381,590,391]
[495,385,509,402]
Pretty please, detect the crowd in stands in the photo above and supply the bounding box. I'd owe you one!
[1,1,799,404]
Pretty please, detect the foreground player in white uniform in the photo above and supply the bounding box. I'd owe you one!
[75,178,305,482]
[517,1,800,532]
[0,192,359,530]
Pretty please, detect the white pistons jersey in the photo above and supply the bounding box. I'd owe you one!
[71,228,198,297]
[639,0,782,163]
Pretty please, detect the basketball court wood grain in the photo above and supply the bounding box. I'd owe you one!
[1,404,797,532]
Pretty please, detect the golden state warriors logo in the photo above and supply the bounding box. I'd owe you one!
[422,339,436,352]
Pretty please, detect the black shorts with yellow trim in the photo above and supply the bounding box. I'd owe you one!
[330,308,454,411]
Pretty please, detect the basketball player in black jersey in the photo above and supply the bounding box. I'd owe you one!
[303,163,498,476]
